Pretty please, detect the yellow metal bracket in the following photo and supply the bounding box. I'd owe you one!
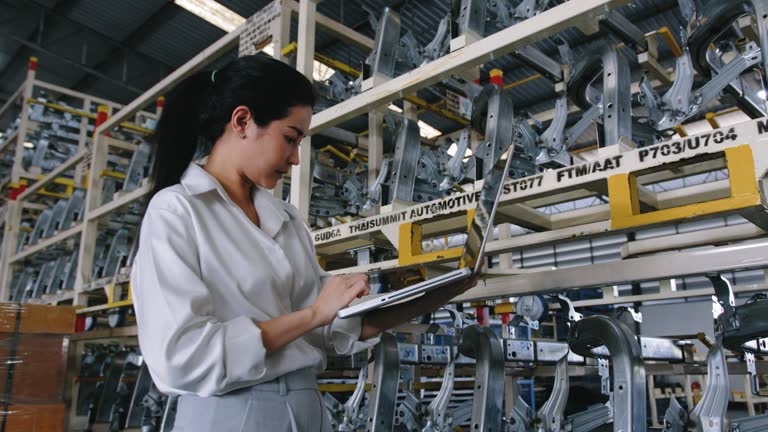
[100,170,127,180]
[609,145,761,229]
[105,280,133,309]
[398,209,475,267]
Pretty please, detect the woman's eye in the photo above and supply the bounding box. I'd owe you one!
[285,136,298,145]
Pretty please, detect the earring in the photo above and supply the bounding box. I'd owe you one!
[239,133,246,139]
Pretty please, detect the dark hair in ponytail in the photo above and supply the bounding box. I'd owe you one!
[150,54,316,198]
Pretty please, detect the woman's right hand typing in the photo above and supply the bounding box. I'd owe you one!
[311,274,370,326]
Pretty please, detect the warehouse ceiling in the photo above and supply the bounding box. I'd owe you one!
[0,0,688,137]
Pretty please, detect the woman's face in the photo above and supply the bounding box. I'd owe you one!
[244,105,312,190]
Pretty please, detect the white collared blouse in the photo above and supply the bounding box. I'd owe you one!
[131,163,376,397]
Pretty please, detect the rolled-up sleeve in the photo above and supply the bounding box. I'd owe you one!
[326,315,379,355]
[313,271,380,355]
[132,206,267,396]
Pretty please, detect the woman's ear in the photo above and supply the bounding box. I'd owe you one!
[230,105,252,138]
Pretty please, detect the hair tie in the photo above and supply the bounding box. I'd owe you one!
[210,70,217,83]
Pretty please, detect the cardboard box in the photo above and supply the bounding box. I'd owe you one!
[1,403,65,432]
[0,303,74,419]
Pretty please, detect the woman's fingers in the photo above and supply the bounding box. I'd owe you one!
[343,280,369,304]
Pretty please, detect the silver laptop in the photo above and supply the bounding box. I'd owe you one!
[337,142,515,319]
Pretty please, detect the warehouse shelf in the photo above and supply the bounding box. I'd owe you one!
[307,0,630,133]
[68,324,138,341]
[34,0,764,315]
[86,183,151,222]
[80,270,131,294]
[15,149,90,201]
[0,57,157,305]
[0,3,756,431]
[40,289,75,305]
[9,223,82,264]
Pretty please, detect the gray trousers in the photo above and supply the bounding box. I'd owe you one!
[173,369,334,432]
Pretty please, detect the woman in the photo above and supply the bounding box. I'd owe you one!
[132,54,476,432]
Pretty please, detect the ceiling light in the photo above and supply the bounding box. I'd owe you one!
[261,42,339,83]
[313,62,335,82]
[174,0,245,32]
[418,121,442,139]
[759,89,766,100]
[23,142,34,148]
[447,143,472,157]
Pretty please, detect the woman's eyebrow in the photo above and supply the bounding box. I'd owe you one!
[286,126,305,136]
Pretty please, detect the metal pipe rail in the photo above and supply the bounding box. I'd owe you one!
[397,335,693,367]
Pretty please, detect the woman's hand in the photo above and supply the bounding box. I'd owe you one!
[310,274,370,327]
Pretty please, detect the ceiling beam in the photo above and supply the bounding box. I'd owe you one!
[68,2,177,95]
[0,29,143,94]
[27,0,176,71]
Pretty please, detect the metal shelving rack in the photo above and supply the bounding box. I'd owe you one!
[0,56,158,306]
[0,1,762,430]
[0,0,762,320]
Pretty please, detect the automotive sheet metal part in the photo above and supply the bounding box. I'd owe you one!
[662,396,687,432]
[43,200,66,238]
[367,7,400,82]
[730,413,768,432]
[59,188,85,230]
[366,332,400,432]
[390,118,422,203]
[537,96,568,166]
[566,403,613,432]
[94,350,143,424]
[455,0,487,42]
[339,365,369,431]
[601,46,633,147]
[712,273,768,356]
[746,349,768,397]
[565,99,603,147]
[422,352,456,431]
[125,362,153,429]
[639,49,696,130]
[534,352,569,432]
[598,358,611,396]
[513,45,563,82]
[505,380,533,432]
[123,140,151,192]
[600,9,648,52]
[689,342,729,432]
[364,158,390,212]
[505,340,535,362]
[471,84,516,177]
[553,294,583,323]
[161,395,178,432]
[686,0,768,88]
[440,128,472,191]
[460,84,516,272]
[568,315,646,432]
[693,43,763,114]
[535,341,586,364]
[503,352,569,432]
[459,324,505,432]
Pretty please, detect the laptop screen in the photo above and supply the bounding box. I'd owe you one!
[459,86,516,274]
